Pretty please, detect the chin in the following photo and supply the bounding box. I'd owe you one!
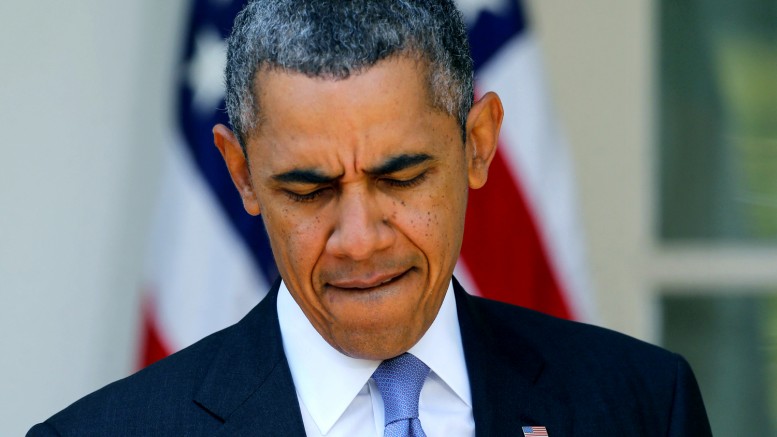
[330,320,422,360]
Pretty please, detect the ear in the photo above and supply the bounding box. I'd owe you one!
[213,124,261,216]
[465,92,504,189]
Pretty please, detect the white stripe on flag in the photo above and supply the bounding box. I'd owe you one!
[144,134,269,351]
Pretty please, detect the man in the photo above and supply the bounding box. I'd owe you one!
[29,0,712,435]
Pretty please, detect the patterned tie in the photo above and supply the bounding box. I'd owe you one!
[372,353,431,437]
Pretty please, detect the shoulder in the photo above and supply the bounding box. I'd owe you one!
[466,293,674,364]
[464,293,688,402]
[30,324,234,436]
[462,294,711,434]
[468,297,711,430]
[29,284,287,436]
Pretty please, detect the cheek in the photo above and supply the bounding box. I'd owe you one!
[293,216,329,256]
[393,179,465,258]
[263,204,329,275]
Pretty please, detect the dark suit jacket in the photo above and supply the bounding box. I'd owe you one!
[28,278,711,436]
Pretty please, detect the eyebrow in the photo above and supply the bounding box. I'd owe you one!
[271,153,434,184]
[366,153,434,176]
[272,168,338,184]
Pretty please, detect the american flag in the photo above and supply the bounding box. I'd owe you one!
[139,0,592,365]
[523,425,549,436]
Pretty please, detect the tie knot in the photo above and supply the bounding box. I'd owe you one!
[372,353,430,425]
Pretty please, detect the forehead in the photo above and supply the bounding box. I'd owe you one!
[255,57,432,124]
[246,57,460,169]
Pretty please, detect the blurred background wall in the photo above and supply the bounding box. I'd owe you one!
[0,1,188,433]
[1,1,775,435]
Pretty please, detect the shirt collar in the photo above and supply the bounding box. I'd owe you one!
[277,279,470,435]
[408,281,471,409]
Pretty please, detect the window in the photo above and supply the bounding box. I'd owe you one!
[659,0,777,433]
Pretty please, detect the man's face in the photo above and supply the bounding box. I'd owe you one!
[215,56,501,359]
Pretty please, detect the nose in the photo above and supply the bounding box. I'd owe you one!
[326,186,395,261]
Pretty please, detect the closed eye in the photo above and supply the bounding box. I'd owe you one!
[284,187,330,202]
[382,171,428,189]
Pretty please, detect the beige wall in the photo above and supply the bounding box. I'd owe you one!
[0,1,188,435]
[526,0,656,339]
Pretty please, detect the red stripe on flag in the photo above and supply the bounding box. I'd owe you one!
[137,293,172,369]
[461,146,572,319]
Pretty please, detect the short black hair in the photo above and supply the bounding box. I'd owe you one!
[224,0,473,149]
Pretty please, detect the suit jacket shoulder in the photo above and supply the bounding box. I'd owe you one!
[28,280,306,437]
[454,280,711,436]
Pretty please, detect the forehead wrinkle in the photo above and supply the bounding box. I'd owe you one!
[337,117,446,184]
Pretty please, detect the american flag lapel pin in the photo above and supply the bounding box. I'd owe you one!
[522,425,549,436]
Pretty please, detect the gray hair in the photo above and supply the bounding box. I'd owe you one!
[224,0,473,149]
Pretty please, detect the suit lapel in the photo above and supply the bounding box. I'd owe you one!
[453,278,573,436]
[193,279,306,436]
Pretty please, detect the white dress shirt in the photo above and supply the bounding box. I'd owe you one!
[277,280,475,437]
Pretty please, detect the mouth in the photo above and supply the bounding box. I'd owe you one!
[325,268,411,291]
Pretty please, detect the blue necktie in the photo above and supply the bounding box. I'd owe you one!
[372,353,431,437]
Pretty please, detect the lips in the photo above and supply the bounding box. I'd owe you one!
[326,269,409,290]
